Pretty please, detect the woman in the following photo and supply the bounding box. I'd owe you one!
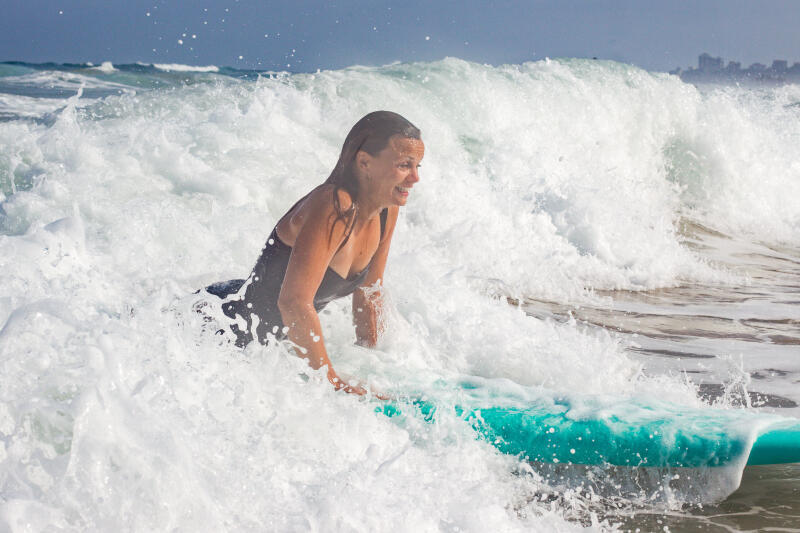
[206,111,424,395]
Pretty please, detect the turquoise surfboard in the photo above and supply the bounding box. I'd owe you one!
[377,377,800,468]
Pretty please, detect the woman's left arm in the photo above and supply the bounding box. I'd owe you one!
[353,206,400,347]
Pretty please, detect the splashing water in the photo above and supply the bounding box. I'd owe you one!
[1,58,799,531]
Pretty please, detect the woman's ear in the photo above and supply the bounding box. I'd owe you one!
[355,150,371,172]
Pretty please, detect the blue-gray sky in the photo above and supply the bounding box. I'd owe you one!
[2,0,799,72]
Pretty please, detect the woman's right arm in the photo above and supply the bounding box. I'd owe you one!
[277,187,366,395]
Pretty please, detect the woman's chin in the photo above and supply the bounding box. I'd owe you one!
[392,189,410,205]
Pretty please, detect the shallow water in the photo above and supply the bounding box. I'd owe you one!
[522,221,800,529]
[610,464,800,532]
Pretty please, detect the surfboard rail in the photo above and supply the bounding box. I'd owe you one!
[378,392,800,468]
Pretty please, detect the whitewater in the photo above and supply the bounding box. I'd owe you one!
[0,58,798,531]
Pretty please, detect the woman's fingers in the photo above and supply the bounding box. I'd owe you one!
[328,370,387,398]
[344,383,368,396]
[328,371,365,395]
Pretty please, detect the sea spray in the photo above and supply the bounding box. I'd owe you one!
[1,57,799,530]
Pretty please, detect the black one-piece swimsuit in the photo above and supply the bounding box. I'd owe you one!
[206,207,388,347]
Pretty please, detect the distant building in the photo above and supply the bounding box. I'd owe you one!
[698,53,723,72]
[725,61,741,74]
[772,60,788,72]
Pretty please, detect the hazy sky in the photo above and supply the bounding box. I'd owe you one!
[2,0,799,72]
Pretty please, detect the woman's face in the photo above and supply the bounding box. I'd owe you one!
[361,135,425,208]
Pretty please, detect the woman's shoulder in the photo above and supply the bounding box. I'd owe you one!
[303,184,354,213]
[278,185,356,247]
[284,184,354,234]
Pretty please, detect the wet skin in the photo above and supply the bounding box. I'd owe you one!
[275,135,424,395]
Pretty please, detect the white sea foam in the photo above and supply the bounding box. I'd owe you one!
[665,83,800,242]
[89,61,117,73]
[152,63,220,73]
[1,57,799,530]
[1,70,131,91]
[0,93,91,118]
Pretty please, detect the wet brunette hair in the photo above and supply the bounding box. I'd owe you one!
[324,111,421,244]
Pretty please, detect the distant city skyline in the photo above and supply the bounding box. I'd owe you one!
[2,1,800,73]
[674,52,800,83]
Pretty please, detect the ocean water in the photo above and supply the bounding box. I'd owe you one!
[0,58,798,531]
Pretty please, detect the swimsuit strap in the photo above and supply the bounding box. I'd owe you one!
[379,207,388,239]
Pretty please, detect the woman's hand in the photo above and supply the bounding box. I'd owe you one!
[327,369,390,399]
[327,369,367,395]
